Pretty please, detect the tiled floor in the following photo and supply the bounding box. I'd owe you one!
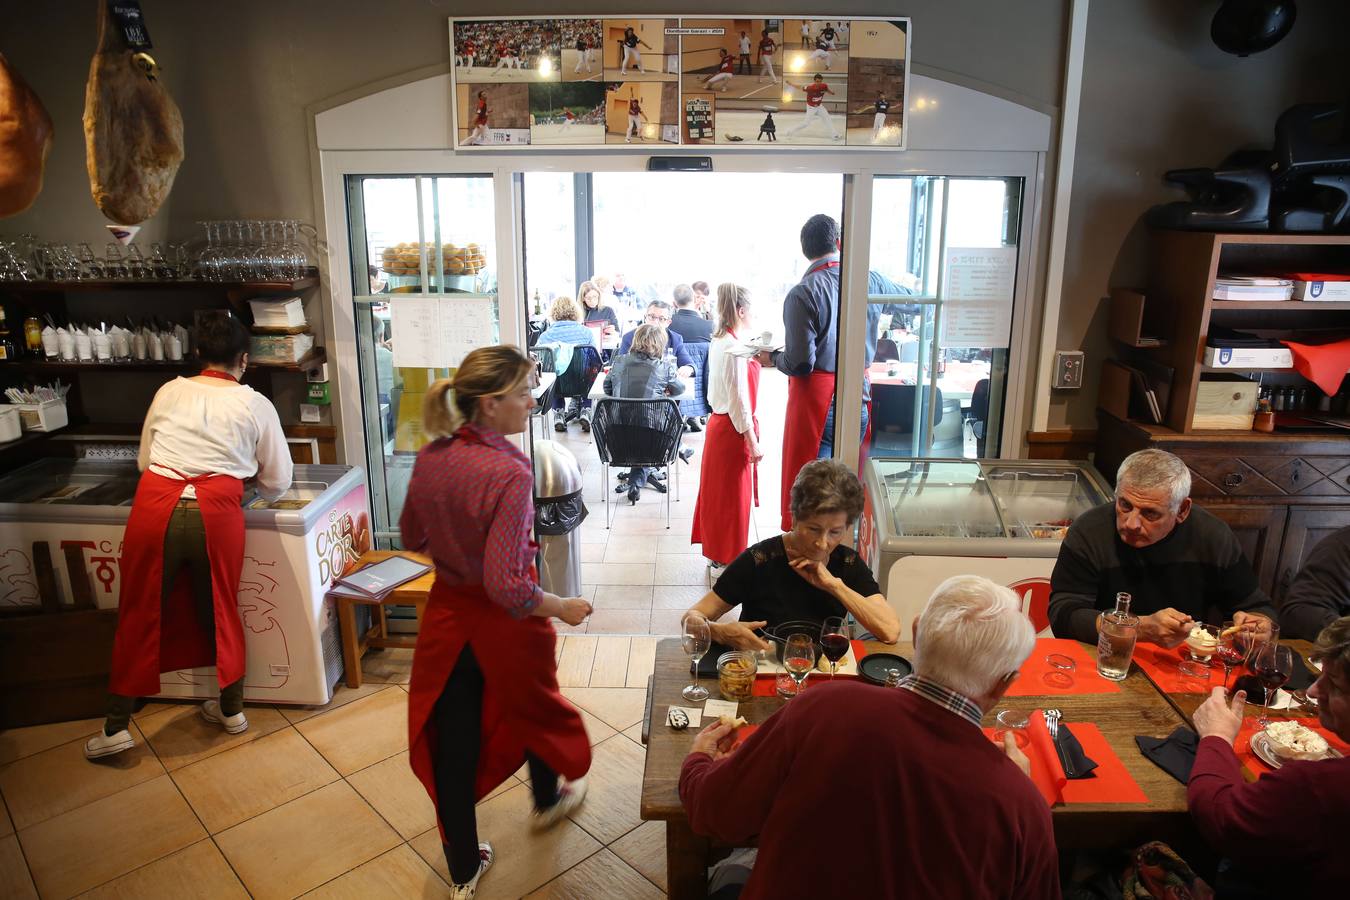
[0,636,667,899]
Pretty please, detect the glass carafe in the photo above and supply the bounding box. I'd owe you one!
[1096,592,1138,682]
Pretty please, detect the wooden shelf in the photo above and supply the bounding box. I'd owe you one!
[253,348,326,372]
[1211,300,1350,311]
[0,274,318,294]
[0,347,325,375]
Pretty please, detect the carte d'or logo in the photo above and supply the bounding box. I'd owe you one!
[315,510,366,586]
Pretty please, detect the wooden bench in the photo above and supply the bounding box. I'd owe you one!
[331,550,435,688]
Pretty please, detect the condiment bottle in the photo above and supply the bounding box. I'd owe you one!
[1253,398,1275,433]
[24,317,42,357]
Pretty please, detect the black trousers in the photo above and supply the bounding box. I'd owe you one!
[434,645,562,884]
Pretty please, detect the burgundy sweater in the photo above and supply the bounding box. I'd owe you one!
[679,681,1059,900]
[1188,734,1350,892]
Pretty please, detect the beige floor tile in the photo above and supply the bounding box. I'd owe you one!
[524,848,664,899]
[409,781,601,899]
[139,704,287,772]
[302,843,448,899]
[648,608,686,636]
[294,688,407,775]
[654,554,711,586]
[565,735,646,844]
[621,721,645,745]
[580,562,655,586]
[580,542,607,563]
[653,583,711,609]
[658,533,700,554]
[555,635,597,688]
[610,820,668,893]
[0,720,163,831]
[588,636,632,686]
[592,585,654,610]
[346,750,437,841]
[361,647,415,684]
[552,619,590,636]
[215,780,399,900]
[280,681,397,725]
[0,833,36,900]
[613,499,687,521]
[586,609,653,635]
[618,517,694,536]
[626,637,659,688]
[601,536,660,564]
[578,522,610,545]
[576,704,618,747]
[131,701,190,722]
[559,687,648,732]
[0,716,104,766]
[80,838,248,899]
[172,726,339,833]
[19,775,206,899]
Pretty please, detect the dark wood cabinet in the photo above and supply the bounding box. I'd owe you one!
[1202,505,1288,600]
[1275,507,1349,603]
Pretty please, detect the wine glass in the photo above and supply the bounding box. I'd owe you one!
[1178,623,1219,679]
[681,612,712,701]
[820,616,850,679]
[783,634,815,698]
[1251,641,1293,728]
[1217,621,1250,690]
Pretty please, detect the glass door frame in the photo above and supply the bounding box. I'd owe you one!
[320,148,1044,478]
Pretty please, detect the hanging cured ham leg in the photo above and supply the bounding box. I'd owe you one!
[0,52,54,218]
[82,0,184,224]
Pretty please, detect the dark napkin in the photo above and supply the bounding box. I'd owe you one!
[1054,721,1099,780]
[1136,727,1198,784]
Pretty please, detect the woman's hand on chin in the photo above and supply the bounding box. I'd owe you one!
[788,557,841,594]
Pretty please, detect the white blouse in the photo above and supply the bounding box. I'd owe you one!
[138,377,294,500]
[706,333,756,436]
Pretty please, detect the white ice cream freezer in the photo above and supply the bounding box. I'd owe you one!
[858,458,1111,634]
[0,460,369,705]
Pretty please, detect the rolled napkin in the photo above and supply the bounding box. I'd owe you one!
[1052,720,1099,780]
[132,332,147,360]
[41,326,58,358]
[57,328,76,361]
[74,330,93,361]
[166,333,183,361]
[1136,727,1198,784]
[111,328,130,360]
[148,331,163,361]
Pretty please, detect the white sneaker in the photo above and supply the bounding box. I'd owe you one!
[200,700,248,734]
[532,777,587,830]
[450,842,494,899]
[84,729,134,760]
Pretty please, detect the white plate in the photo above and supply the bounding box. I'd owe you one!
[1249,730,1343,769]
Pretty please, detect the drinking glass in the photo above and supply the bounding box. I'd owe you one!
[783,634,815,698]
[681,612,712,701]
[1217,621,1249,690]
[1178,623,1220,679]
[1251,641,1292,727]
[820,617,849,679]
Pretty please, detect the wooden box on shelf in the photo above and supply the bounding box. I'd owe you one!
[1194,377,1259,430]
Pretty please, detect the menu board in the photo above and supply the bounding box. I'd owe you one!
[449,15,909,151]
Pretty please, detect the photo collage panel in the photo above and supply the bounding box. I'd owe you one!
[451,16,907,150]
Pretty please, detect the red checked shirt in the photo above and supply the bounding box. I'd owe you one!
[399,422,541,617]
[804,83,829,107]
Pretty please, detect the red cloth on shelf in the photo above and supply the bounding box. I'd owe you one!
[1131,643,1215,694]
[1281,337,1350,396]
[983,711,1148,805]
[1005,638,1122,697]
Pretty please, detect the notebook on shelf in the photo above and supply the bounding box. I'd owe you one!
[333,555,432,600]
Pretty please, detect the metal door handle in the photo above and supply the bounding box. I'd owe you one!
[1223,473,1244,488]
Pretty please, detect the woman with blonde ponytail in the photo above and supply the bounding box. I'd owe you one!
[400,345,593,898]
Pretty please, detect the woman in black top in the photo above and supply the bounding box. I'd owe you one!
[579,280,619,332]
[684,459,900,648]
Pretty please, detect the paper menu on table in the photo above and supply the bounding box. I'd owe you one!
[390,296,496,368]
[702,699,739,720]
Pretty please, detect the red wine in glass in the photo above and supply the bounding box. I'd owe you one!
[821,633,850,664]
[1251,642,1293,727]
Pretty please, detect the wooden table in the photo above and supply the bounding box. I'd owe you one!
[640,638,1193,900]
[332,550,435,688]
[588,373,692,402]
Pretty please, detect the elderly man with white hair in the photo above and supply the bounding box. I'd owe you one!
[678,576,1059,900]
[1049,449,1276,647]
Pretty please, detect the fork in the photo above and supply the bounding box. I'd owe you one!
[1044,708,1076,777]
[1044,708,1061,739]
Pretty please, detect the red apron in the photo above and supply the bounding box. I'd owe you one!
[109,470,246,697]
[780,370,836,532]
[408,578,591,840]
[692,348,761,564]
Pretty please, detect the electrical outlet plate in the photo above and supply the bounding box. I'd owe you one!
[1053,350,1085,389]
[305,362,329,383]
[299,403,322,423]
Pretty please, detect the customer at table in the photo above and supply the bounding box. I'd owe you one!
[616,299,696,378]
[683,459,900,649]
[400,346,593,898]
[680,575,1058,900]
[1279,525,1350,640]
[538,294,603,432]
[669,283,713,344]
[1048,449,1276,647]
[579,280,620,334]
[604,324,685,504]
[1188,615,1350,895]
[85,313,293,760]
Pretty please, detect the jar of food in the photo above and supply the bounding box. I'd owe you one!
[717,650,757,702]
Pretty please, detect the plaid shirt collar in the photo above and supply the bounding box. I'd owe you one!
[898,675,984,728]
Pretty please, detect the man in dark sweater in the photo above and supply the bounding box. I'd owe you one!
[1188,616,1350,895]
[669,283,712,344]
[1280,525,1350,640]
[680,575,1059,899]
[1049,449,1276,646]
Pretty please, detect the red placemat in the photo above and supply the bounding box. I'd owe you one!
[1234,716,1350,780]
[748,640,868,696]
[985,712,1148,806]
[1131,643,1216,694]
[1005,638,1122,696]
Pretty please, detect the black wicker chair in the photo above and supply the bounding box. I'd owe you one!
[590,397,685,528]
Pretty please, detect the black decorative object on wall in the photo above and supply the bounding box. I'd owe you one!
[1211,0,1297,57]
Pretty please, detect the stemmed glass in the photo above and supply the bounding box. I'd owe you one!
[1217,621,1250,690]
[820,617,850,679]
[1251,641,1293,728]
[1178,623,1220,679]
[783,634,815,698]
[681,612,712,701]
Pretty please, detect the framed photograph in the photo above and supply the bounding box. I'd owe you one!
[451,19,561,83]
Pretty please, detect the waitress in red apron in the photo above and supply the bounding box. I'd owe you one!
[85,313,293,759]
[759,214,845,532]
[693,283,763,573]
[400,345,593,899]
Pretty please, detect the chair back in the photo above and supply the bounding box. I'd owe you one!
[679,341,712,418]
[875,338,900,362]
[591,398,684,468]
[872,384,945,434]
[556,345,602,397]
